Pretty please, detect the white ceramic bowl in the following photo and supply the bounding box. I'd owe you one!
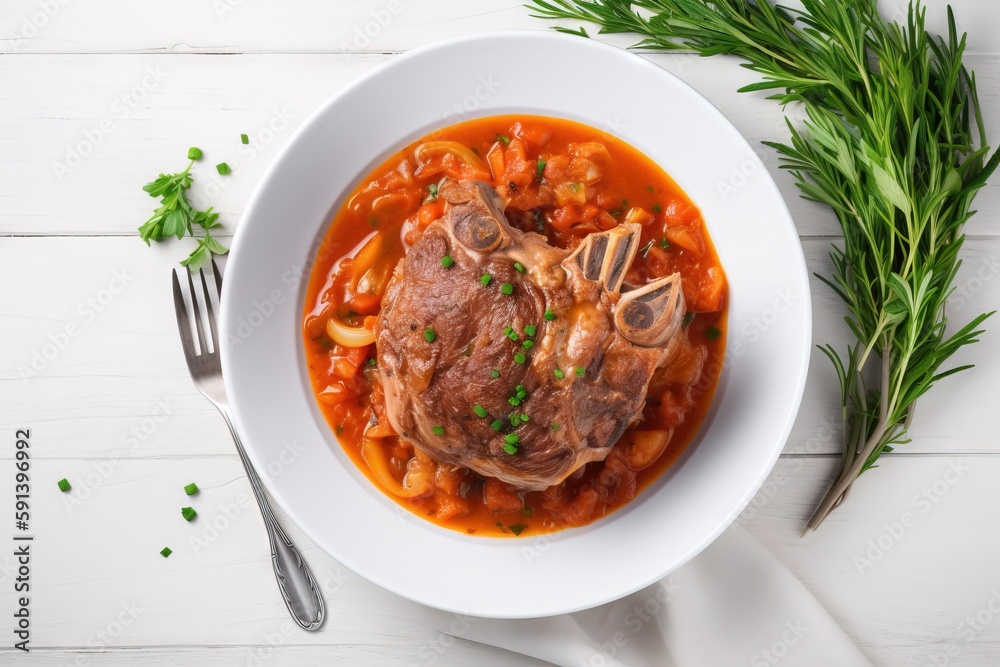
[221,31,810,619]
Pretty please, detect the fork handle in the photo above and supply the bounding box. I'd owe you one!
[219,407,326,631]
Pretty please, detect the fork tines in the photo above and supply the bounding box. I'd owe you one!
[172,258,224,358]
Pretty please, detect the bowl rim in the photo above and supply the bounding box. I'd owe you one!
[221,29,812,618]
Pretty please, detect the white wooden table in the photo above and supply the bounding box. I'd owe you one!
[2,1,999,664]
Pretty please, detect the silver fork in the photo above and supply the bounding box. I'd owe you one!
[172,259,325,631]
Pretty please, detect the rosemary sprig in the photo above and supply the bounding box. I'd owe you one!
[526,0,998,532]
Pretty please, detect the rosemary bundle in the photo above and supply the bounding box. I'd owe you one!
[526,0,998,531]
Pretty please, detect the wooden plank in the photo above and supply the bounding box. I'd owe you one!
[2,456,999,666]
[2,0,998,55]
[0,646,548,665]
[2,236,998,459]
[2,52,999,237]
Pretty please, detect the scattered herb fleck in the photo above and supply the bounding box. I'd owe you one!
[424,328,436,343]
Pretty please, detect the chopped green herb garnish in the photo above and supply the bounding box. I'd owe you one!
[187,147,203,160]
[553,368,565,379]
[426,183,439,202]
[505,326,518,341]
[706,326,722,340]
[640,240,654,258]
[683,312,695,327]
[160,547,172,558]
[424,328,436,343]
[610,208,623,217]
[432,425,445,435]
[240,133,249,145]
[139,158,227,268]
[536,159,546,180]
[544,309,556,321]
[514,261,525,273]
[473,404,489,418]
[552,423,561,431]
[652,204,662,213]
[509,524,526,536]
[660,237,670,249]
[216,162,231,175]
[522,506,534,517]
[575,366,585,377]
[646,185,654,193]
[510,413,522,427]
[508,396,521,407]
[503,443,519,455]
[491,419,503,431]
[513,352,526,364]
[497,133,511,145]
[369,216,378,227]
[441,255,455,268]
[500,282,514,295]
[181,507,197,522]
[367,358,377,367]
[490,369,500,378]
[515,385,527,398]
[622,199,628,206]
[524,324,537,337]
[522,340,534,350]
[480,273,493,287]
[57,478,71,492]
[505,433,520,445]
[520,414,530,423]
[184,483,199,496]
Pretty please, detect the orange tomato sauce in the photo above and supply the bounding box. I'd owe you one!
[303,115,727,536]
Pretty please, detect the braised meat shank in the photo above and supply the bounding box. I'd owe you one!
[377,180,685,491]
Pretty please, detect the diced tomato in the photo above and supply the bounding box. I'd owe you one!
[483,477,523,514]
[511,121,552,148]
[503,138,537,188]
[686,266,726,312]
[549,203,600,231]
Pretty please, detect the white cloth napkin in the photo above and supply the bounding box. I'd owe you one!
[411,524,871,666]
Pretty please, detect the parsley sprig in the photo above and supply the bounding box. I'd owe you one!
[528,0,998,532]
[138,152,229,267]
